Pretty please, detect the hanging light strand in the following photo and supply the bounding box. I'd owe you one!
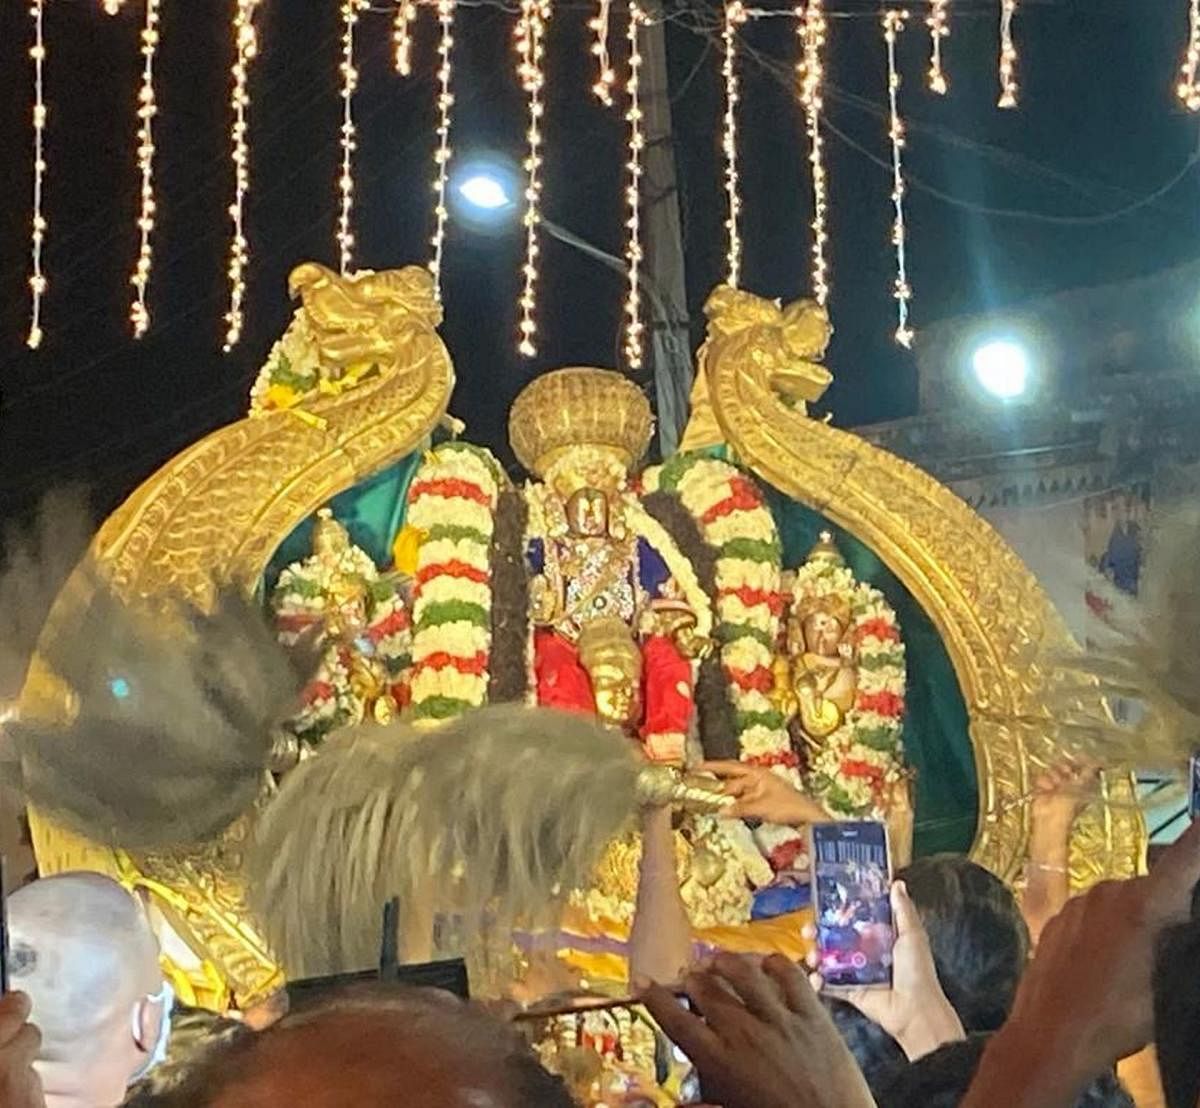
[997,0,1019,108]
[623,0,645,370]
[883,9,913,348]
[720,0,747,288]
[515,0,552,357]
[796,0,829,307]
[129,0,161,339]
[336,0,366,275]
[27,0,48,350]
[429,0,457,294]
[223,0,262,352]
[927,0,949,94]
[1178,0,1200,110]
[589,0,616,106]
[394,0,418,76]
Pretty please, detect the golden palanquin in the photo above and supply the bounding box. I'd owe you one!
[20,264,1144,1010]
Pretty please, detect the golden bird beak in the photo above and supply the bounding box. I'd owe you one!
[769,361,833,406]
[287,262,333,301]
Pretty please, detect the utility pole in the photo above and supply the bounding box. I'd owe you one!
[638,0,693,459]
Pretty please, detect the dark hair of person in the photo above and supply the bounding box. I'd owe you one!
[148,983,575,1108]
[896,854,1030,1032]
[824,998,906,1099]
[878,1034,1134,1108]
[123,1006,247,1105]
[1154,913,1200,1108]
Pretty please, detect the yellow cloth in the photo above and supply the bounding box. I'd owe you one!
[556,904,816,986]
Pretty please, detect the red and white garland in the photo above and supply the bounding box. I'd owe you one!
[790,557,906,817]
[405,443,504,722]
[643,456,793,778]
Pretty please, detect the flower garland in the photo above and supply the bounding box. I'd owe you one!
[272,539,413,746]
[643,454,792,779]
[405,443,504,722]
[790,557,906,817]
[248,310,320,417]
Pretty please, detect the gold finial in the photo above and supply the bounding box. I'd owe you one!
[806,531,845,568]
[508,368,653,479]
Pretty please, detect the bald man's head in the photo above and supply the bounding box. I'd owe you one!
[163,984,574,1108]
[8,873,165,1106]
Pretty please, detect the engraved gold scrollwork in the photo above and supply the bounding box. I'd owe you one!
[691,286,1145,886]
[23,265,456,1007]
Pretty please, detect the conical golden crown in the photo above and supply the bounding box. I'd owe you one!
[509,368,653,478]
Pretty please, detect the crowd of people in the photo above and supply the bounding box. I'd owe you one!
[0,748,1195,1108]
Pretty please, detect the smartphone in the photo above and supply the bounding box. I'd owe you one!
[809,820,895,990]
[1190,753,1200,821]
[286,957,469,1004]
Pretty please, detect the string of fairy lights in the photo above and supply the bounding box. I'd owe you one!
[429,0,458,296]
[623,0,646,370]
[883,9,913,348]
[337,0,367,275]
[1179,0,1200,111]
[128,0,161,339]
[27,0,47,351]
[926,0,950,95]
[797,0,829,307]
[394,0,420,76]
[720,0,748,288]
[589,0,617,106]
[997,0,1019,108]
[223,0,263,352]
[18,2,1200,362]
[515,0,552,356]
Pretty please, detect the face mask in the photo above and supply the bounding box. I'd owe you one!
[127,981,175,1086]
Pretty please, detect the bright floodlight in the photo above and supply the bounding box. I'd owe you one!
[458,173,512,212]
[972,340,1030,399]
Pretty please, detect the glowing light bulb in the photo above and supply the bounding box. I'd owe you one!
[883,9,914,348]
[973,340,1029,399]
[428,0,458,296]
[721,0,748,289]
[796,0,829,307]
[129,0,161,338]
[27,0,48,350]
[101,0,125,11]
[223,0,262,351]
[514,0,552,357]
[459,174,511,210]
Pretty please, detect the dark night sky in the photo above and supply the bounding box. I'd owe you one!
[1,0,1198,524]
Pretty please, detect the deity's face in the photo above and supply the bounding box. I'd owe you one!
[591,662,641,728]
[566,487,610,538]
[803,610,846,657]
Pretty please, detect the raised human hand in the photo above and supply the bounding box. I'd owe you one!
[640,953,875,1108]
[965,818,1200,1108]
[697,761,826,826]
[838,880,964,1060]
[1030,760,1100,846]
[0,992,44,1108]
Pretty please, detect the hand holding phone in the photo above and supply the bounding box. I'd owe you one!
[809,821,894,990]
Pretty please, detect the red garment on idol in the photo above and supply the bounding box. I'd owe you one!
[534,629,597,715]
[639,634,694,740]
[532,629,695,750]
